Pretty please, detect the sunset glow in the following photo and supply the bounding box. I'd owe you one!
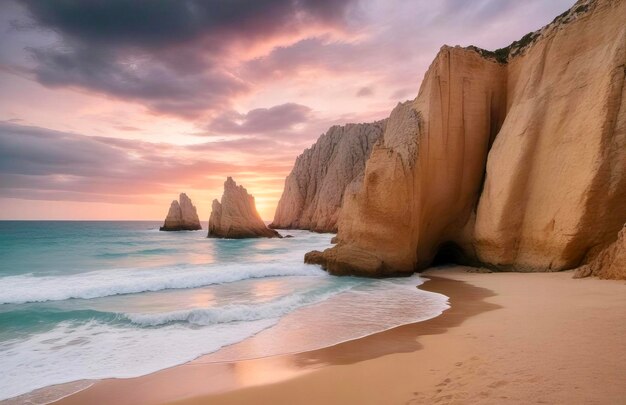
[0,0,574,220]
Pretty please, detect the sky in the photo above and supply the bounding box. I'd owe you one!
[0,0,575,221]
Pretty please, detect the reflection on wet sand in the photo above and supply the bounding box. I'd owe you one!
[53,275,497,405]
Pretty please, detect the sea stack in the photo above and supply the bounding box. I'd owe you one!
[208,177,281,239]
[159,193,202,231]
[270,121,386,233]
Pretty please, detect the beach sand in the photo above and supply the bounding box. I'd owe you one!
[53,267,626,405]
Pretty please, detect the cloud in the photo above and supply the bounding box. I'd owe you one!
[241,0,575,92]
[16,0,359,117]
[28,45,249,118]
[356,86,374,97]
[208,103,312,135]
[0,123,127,177]
[113,125,140,132]
[242,36,365,81]
[21,0,357,49]
[0,0,580,219]
[0,122,298,204]
[4,0,575,123]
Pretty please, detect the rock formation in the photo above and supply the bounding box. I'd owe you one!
[209,177,281,239]
[306,0,626,278]
[159,193,202,231]
[575,225,626,280]
[270,121,386,233]
[473,0,626,272]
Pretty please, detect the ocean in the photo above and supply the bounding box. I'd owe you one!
[0,221,449,401]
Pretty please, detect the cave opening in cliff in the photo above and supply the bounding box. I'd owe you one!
[431,241,466,267]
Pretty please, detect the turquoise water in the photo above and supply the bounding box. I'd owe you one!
[0,221,448,401]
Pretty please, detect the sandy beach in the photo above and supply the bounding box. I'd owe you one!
[49,267,626,405]
[3,1,626,404]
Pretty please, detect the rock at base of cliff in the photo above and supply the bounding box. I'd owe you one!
[160,193,202,231]
[208,177,282,239]
[574,225,626,280]
[304,245,409,277]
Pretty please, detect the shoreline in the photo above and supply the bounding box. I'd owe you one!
[12,267,626,404]
[48,267,492,405]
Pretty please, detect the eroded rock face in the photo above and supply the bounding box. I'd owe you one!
[473,0,626,271]
[307,47,508,276]
[270,121,386,233]
[160,193,201,231]
[575,225,626,280]
[307,0,626,277]
[209,177,281,239]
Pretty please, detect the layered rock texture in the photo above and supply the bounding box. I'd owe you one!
[159,193,201,231]
[306,0,626,278]
[270,121,386,233]
[209,177,281,239]
[575,225,626,280]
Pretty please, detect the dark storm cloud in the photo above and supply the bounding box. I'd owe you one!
[29,45,249,118]
[22,0,357,48]
[9,0,575,121]
[208,103,312,135]
[17,0,358,117]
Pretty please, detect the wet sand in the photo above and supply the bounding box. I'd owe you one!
[53,267,626,405]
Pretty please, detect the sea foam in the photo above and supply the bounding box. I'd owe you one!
[0,275,449,401]
[0,262,326,304]
[125,284,355,326]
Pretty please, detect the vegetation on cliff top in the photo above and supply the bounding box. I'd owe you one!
[468,1,591,64]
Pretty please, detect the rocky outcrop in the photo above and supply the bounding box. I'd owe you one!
[270,121,385,233]
[575,225,626,280]
[159,193,201,231]
[307,0,626,277]
[209,177,281,239]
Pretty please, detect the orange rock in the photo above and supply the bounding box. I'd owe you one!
[209,177,281,239]
[160,193,201,231]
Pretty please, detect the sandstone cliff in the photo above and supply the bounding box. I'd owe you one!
[473,0,626,272]
[160,193,202,231]
[209,177,281,239]
[307,0,626,277]
[270,121,386,233]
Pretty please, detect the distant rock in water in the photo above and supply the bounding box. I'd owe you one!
[270,121,386,233]
[209,177,281,239]
[159,193,201,231]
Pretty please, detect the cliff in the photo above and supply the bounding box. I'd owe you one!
[209,177,281,239]
[159,193,202,231]
[270,121,386,233]
[306,0,626,277]
[473,0,626,271]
